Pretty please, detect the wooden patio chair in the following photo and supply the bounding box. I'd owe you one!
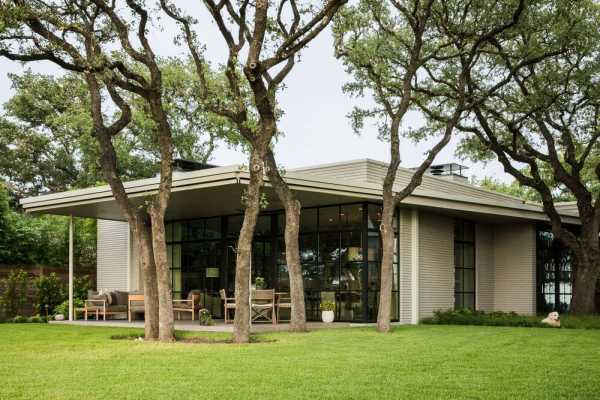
[173,290,202,321]
[252,289,276,325]
[84,298,106,321]
[276,292,292,323]
[128,294,145,322]
[220,289,236,324]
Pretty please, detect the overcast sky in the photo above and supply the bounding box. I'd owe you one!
[0,6,510,182]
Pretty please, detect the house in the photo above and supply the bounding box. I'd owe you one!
[20,159,578,323]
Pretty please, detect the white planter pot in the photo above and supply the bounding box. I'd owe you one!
[321,310,334,323]
[54,314,65,321]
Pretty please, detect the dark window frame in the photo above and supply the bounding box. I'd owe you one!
[165,201,400,322]
[454,220,476,310]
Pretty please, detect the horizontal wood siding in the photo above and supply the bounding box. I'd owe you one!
[365,162,388,185]
[292,162,367,183]
[493,223,536,315]
[399,209,413,324]
[418,212,454,318]
[97,220,129,291]
[394,167,527,207]
[295,159,536,209]
[476,223,495,312]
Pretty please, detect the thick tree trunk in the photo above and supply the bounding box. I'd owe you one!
[283,201,306,331]
[265,151,307,332]
[377,191,396,332]
[149,210,175,341]
[233,150,264,343]
[134,219,160,339]
[147,95,175,342]
[376,115,402,333]
[570,247,600,314]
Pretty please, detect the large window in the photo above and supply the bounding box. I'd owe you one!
[537,229,572,313]
[166,202,400,322]
[454,220,475,309]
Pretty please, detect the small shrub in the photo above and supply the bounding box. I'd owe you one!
[8,315,47,324]
[54,299,84,317]
[0,268,29,318]
[198,309,214,326]
[320,301,335,312]
[34,273,66,315]
[73,275,93,301]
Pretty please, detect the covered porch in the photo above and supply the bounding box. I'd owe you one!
[20,165,389,323]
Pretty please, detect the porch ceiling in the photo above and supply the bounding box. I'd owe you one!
[23,181,375,221]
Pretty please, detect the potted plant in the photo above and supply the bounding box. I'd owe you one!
[198,309,214,326]
[320,301,335,323]
[255,277,266,290]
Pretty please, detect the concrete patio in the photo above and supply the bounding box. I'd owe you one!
[50,319,371,332]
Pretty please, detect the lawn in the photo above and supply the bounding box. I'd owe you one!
[1,324,599,399]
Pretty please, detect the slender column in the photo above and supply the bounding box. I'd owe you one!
[68,215,74,321]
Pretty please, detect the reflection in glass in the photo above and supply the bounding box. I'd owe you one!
[254,215,271,237]
[339,292,362,322]
[340,204,362,230]
[454,220,476,310]
[368,233,380,261]
[368,204,382,230]
[227,215,243,237]
[319,206,340,231]
[368,262,379,291]
[300,208,318,232]
[205,218,221,239]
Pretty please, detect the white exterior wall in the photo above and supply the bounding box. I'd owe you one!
[418,212,454,319]
[476,223,495,312]
[398,209,414,324]
[493,223,537,315]
[97,220,130,291]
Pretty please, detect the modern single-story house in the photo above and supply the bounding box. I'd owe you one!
[20,158,579,323]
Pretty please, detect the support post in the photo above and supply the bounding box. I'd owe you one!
[68,215,74,321]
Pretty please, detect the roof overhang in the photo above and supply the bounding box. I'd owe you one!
[20,164,581,225]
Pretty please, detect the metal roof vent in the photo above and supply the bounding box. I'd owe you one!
[414,163,469,183]
[172,159,219,172]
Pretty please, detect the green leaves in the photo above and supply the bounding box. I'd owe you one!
[0,59,243,198]
[0,182,96,268]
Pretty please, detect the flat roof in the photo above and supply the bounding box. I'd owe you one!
[20,160,581,224]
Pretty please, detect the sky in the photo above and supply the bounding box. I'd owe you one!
[0,4,511,183]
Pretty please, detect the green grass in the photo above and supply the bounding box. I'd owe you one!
[1,324,600,399]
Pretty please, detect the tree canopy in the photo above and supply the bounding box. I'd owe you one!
[0,59,241,198]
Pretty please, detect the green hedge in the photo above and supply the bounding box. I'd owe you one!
[422,309,546,328]
[8,315,48,323]
[422,309,600,329]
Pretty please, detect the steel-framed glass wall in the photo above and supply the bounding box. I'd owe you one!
[165,201,400,322]
[454,220,475,309]
[536,228,572,313]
